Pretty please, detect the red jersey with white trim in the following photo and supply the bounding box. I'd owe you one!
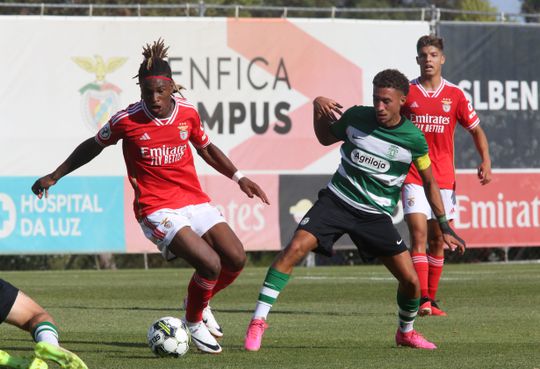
[402,78,480,189]
[95,96,211,220]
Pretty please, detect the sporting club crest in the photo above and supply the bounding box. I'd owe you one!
[72,55,127,132]
[387,144,399,159]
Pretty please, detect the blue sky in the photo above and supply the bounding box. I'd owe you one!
[489,0,521,14]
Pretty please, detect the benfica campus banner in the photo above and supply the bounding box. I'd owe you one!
[0,18,538,254]
[0,17,426,254]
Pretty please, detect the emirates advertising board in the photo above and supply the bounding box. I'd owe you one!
[2,18,537,254]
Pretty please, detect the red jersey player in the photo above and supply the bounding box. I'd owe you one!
[32,39,269,354]
[401,35,492,316]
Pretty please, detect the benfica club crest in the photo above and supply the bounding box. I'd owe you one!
[178,123,189,140]
[441,98,452,113]
[72,55,127,132]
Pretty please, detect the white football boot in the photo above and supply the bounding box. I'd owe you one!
[183,298,223,338]
[185,321,222,354]
[202,305,224,338]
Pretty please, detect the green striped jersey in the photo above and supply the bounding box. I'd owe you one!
[329,106,428,216]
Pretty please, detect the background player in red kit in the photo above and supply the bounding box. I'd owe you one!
[401,35,492,316]
[32,39,269,354]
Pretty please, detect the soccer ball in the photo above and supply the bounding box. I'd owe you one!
[147,317,190,357]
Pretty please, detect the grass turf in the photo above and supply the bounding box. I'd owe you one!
[1,263,539,369]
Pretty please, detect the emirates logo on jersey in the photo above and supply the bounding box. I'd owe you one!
[442,98,452,113]
[140,144,187,166]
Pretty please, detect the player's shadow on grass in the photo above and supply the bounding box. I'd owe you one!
[217,308,390,317]
[54,305,390,317]
[14,338,146,348]
[0,345,35,354]
[63,339,147,349]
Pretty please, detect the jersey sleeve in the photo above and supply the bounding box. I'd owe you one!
[94,111,125,147]
[412,132,429,159]
[330,107,355,140]
[456,90,480,130]
[412,134,431,171]
[189,108,211,149]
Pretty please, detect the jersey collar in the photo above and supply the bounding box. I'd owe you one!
[142,97,179,126]
[413,77,446,98]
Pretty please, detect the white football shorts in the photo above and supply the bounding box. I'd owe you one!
[139,203,225,260]
[402,183,456,220]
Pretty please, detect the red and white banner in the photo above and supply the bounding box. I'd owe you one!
[454,170,540,247]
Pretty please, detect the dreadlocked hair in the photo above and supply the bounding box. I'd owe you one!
[135,38,184,94]
[372,69,409,96]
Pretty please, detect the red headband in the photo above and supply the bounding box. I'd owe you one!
[144,75,173,82]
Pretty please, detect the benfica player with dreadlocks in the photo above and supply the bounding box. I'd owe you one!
[32,39,269,354]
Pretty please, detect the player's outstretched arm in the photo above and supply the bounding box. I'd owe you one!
[417,163,466,255]
[197,143,270,204]
[32,137,104,199]
[313,96,342,146]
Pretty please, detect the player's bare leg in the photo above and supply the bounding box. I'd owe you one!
[6,292,56,336]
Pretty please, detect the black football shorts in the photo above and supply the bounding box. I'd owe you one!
[0,279,19,324]
[297,189,408,258]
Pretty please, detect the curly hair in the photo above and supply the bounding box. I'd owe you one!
[135,38,183,94]
[372,69,409,96]
[416,34,444,53]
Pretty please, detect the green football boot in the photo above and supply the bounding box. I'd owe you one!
[34,342,87,369]
[27,358,48,369]
[0,350,47,369]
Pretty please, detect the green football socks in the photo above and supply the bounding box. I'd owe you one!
[397,291,420,333]
[32,322,59,346]
[253,267,291,319]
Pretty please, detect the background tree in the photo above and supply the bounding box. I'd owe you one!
[521,0,540,22]
[454,0,498,21]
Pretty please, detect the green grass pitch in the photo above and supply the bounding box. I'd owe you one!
[2,263,539,369]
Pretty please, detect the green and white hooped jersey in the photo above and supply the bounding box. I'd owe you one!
[329,105,428,216]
